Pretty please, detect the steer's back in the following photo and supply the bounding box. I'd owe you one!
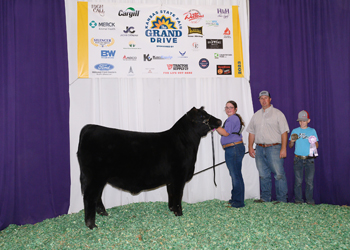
[77,124,185,192]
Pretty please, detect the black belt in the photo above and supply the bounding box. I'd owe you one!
[295,155,314,159]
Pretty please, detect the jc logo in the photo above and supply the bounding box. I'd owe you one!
[123,26,135,33]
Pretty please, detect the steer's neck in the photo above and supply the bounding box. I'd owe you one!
[171,115,202,145]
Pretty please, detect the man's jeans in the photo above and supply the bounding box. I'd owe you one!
[225,143,245,208]
[255,144,288,202]
[293,157,315,204]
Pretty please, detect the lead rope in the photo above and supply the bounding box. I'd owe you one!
[193,137,252,184]
[211,131,217,187]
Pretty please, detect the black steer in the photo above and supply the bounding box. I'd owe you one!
[77,107,222,229]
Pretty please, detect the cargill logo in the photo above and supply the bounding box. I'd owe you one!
[118,7,140,18]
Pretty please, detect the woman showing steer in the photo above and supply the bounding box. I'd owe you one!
[215,101,246,208]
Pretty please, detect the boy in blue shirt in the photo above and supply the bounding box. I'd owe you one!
[289,110,319,205]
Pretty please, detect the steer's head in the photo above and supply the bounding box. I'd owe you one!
[187,107,222,136]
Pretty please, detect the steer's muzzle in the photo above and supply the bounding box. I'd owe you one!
[209,117,222,129]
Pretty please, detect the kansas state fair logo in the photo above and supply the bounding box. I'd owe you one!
[145,10,183,48]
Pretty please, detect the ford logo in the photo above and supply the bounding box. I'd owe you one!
[94,63,114,71]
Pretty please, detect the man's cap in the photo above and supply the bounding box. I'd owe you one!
[259,90,271,98]
[297,110,310,121]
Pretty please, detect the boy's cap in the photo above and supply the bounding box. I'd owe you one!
[297,110,310,121]
[259,90,270,98]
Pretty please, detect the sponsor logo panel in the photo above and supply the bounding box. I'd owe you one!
[178,51,188,58]
[101,50,116,59]
[188,26,203,37]
[214,53,232,59]
[143,54,173,61]
[89,21,116,30]
[123,55,137,61]
[183,9,204,23]
[92,63,117,76]
[205,20,219,27]
[121,26,138,37]
[91,4,105,17]
[123,40,141,49]
[192,42,199,51]
[118,7,140,18]
[223,28,231,38]
[144,9,183,48]
[164,64,192,75]
[83,4,239,78]
[217,8,230,19]
[91,38,115,47]
[206,39,223,49]
[199,58,209,69]
[217,65,232,75]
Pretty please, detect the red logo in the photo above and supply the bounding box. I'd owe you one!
[167,64,173,70]
[183,9,204,23]
[224,28,231,35]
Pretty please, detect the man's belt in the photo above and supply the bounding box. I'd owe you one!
[295,155,314,159]
[256,143,280,148]
[222,141,243,149]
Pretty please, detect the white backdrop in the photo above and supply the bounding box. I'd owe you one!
[66,0,259,214]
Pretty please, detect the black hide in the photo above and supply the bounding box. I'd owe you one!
[77,107,222,229]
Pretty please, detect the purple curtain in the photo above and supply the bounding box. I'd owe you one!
[250,0,350,205]
[0,0,70,230]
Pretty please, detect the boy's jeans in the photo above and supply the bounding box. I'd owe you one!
[255,144,288,202]
[293,157,315,204]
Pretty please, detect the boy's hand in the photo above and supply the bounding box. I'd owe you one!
[291,134,299,141]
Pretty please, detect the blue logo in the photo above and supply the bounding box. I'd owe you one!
[144,10,182,47]
[123,26,135,33]
[199,58,209,69]
[94,63,114,71]
[101,50,116,59]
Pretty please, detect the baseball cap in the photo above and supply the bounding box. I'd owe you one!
[259,90,271,98]
[297,110,310,121]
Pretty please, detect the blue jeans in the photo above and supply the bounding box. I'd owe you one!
[225,143,245,208]
[255,144,288,202]
[293,157,315,204]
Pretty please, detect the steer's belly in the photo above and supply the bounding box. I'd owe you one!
[107,173,169,194]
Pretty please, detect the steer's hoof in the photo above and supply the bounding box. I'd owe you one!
[174,211,183,216]
[86,220,97,230]
[97,208,109,216]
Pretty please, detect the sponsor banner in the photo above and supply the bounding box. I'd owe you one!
[77,2,245,78]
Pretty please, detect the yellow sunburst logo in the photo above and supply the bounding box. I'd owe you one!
[150,15,177,29]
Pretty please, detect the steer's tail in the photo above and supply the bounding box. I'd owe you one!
[80,171,87,195]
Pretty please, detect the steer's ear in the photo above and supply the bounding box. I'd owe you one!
[187,107,197,120]
[200,106,205,110]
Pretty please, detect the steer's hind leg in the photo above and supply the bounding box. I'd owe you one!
[167,183,174,212]
[96,189,108,216]
[83,182,105,229]
[171,181,186,216]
